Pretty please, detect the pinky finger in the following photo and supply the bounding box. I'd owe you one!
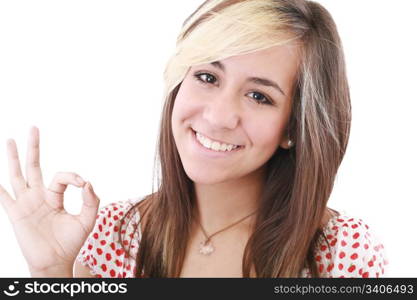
[0,184,15,213]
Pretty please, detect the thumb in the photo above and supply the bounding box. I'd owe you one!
[78,181,100,233]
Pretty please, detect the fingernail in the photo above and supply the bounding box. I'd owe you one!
[76,176,85,185]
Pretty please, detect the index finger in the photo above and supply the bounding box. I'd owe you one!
[25,126,44,188]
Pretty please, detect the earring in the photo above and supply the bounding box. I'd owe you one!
[288,139,294,148]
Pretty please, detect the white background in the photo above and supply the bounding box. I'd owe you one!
[0,1,416,277]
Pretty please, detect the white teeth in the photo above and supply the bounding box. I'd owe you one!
[212,141,220,151]
[195,131,239,152]
[203,138,211,148]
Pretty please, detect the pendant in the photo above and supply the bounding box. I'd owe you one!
[199,240,215,255]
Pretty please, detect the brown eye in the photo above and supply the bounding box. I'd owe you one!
[194,73,217,84]
[247,91,273,105]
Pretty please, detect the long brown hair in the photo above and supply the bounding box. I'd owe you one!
[119,0,351,277]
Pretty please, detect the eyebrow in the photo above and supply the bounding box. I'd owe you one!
[211,61,286,96]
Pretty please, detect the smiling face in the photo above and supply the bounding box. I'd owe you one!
[171,44,300,185]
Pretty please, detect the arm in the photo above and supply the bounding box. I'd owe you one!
[30,265,73,278]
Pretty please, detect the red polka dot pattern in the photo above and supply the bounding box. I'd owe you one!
[76,197,144,278]
[300,214,389,278]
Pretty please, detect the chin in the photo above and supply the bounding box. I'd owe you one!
[183,164,233,185]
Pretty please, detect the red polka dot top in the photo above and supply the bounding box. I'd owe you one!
[76,196,389,278]
[76,197,144,278]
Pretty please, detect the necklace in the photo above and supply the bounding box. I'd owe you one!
[196,210,258,255]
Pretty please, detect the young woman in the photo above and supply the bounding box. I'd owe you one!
[0,0,388,278]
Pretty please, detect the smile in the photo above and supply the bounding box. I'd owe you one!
[193,130,242,152]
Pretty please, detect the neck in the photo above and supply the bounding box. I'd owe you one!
[192,167,266,236]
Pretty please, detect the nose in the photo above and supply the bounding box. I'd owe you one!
[202,88,240,130]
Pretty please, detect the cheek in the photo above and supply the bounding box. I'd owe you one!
[172,85,190,120]
[171,81,201,131]
[248,117,285,151]
[250,100,292,151]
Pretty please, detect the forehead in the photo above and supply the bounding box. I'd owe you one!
[221,44,300,74]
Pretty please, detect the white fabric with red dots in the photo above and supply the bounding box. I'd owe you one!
[76,197,144,278]
[76,197,389,278]
[300,214,389,278]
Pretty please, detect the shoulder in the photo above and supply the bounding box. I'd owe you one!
[301,213,389,278]
[75,196,147,278]
[313,213,389,278]
[95,197,144,231]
